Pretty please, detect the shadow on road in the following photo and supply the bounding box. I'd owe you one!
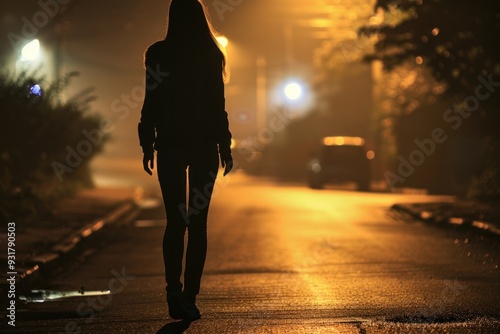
[155,320,192,334]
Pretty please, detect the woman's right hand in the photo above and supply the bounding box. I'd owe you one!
[143,151,155,176]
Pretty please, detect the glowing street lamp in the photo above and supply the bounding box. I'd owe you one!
[217,36,228,48]
[279,79,312,117]
[21,39,41,61]
[284,81,303,101]
[18,39,44,96]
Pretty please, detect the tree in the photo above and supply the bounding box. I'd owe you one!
[361,0,500,96]
[360,0,500,198]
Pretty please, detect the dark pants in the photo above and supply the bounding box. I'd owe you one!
[157,145,219,297]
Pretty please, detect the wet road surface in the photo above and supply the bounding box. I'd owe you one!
[8,173,500,333]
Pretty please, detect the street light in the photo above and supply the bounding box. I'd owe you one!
[278,79,313,118]
[284,82,303,101]
[21,39,40,61]
[18,39,44,96]
[217,36,228,48]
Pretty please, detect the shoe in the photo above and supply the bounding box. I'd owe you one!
[183,291,201,321]
[185,302,201,321]
[166,291,188,320]
[167,291,201,321]
[184,307,201,321]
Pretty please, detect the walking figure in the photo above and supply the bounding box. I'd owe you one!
[138,0,233,321]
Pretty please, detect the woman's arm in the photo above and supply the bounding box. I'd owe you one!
[214,59,233,175]
[138,42,165,174]
[138,42,165,154]
[214,60,232,151]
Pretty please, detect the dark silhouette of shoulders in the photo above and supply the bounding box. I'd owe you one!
[139,39,230,151]
[144,40,169,69]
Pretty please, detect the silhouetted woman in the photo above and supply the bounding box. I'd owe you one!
[138,0,233,321]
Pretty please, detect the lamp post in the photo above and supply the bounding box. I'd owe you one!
[256,56,267,131]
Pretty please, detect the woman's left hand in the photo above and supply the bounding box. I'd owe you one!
[220,152,233,176]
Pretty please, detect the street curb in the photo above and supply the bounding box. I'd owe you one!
[391,203,500,237]
[12,200,140,294]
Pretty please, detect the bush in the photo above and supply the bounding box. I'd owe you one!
[0,71,109,222]
[468,138,500,203]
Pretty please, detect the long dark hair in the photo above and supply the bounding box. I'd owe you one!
[165,0,229,83]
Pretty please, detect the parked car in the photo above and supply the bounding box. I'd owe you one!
[307,136,372,191]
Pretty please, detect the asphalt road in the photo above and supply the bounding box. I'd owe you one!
[7,173,500,333]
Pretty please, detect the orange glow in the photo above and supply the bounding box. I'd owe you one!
[92,220,105,232]
[415,56,424,65]
[322,136,365,146]
[81,227,93,238]
[352,137,364,146]
[449,217,464,225]
[217,36,228,48]
[335,137,345,145]
[298,19,332,28]
[366,150,375,160]
[323,137,336,146]
[369,16,383,25]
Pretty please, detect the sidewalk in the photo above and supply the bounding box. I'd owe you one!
[0,187,142,295]
[391,200,500,237]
